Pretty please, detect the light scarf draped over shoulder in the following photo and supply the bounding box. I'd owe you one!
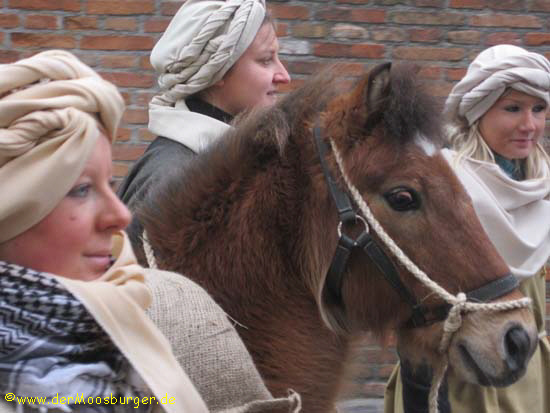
[54,232,208,413]
[442,149,550,279]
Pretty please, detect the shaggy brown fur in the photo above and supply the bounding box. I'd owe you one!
[139,63,532,412]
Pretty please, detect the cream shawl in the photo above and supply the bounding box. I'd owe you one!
[56,232,209,413]
[443,148,550,279]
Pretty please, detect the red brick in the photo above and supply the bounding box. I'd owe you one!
[530,0,550,11]
[87,0,154,15]
[0,14,19,28]
[350,9,386,23]
[371,28,407,42]
[134,92,156,107]
[269,4,309,20]
[393,47,465,61]
[116,127,131,142]
[291,23,328,38]
[0,50,20,63]
[487,0,523,10]
[414,0,446,6]
[139,56,153,70]
[525,33,550,46]
[331,24,369,39]
[100,55,138,69]
[11,32,76,48]
[393,11,465,25]
[450,0,484,8]
[161,1,184,16]
[426,81,455,97]
[113,162,130,178]
[139,128,156,142]
[418,65,443,79]
[9,0,80,11]
[471,14,542,28]
[112,143,147,161]
[105,17,137,31]
[275,22,288,37]
[119,92,131,106]
[447,30,482,44]
[64,16,98,30]
[25,15,58,29]
[314,42,385,59]
[409,28,441,42]
[122,108,148,124]
[486,32,521,46]
[285,60,326,75]
[317,7,385,23]
[81,36,154,51]
[143,18,170,33]
[100,72,154,88]
[447,67,468,81]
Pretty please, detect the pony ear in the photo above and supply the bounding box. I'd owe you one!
[366,62,392,112]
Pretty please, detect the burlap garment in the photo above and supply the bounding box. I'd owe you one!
[0,269,300,412]
[144,269,300,413]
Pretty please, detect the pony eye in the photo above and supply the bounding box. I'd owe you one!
[384,187,420,211]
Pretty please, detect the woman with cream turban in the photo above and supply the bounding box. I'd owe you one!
[384,44,550,413]
[117,0,290,261]
[0,50,298,413]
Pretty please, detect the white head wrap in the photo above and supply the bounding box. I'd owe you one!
[150,0,267,107]
[445,44,550,125]
[0,50,124,243]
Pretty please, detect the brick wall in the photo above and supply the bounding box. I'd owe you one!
[1,0,549,404]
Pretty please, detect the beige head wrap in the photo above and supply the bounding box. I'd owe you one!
[150,0,266,107]
[0,50,124,243]
[445,44,550,125]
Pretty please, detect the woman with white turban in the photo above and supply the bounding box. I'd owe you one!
[384,44,550,413]
[117,0,290,261]
[0,50,298,413]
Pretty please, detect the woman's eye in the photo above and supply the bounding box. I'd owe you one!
[68,183,91,198]
[504,105,520,113]
[384,187,421,211]
[533,104,547,113]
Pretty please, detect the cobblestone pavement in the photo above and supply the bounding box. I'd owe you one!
[337,398,384,413]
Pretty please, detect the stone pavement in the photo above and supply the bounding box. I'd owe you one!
[338,398,384,413]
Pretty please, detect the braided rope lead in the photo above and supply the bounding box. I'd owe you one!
[328,138,531,413]
[142,230,158,269]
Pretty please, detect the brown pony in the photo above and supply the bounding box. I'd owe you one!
[140,63,537,412]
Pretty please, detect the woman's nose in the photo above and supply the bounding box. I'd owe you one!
[101,190,132,232]
[520,111,537,132]
[274,59,291,84]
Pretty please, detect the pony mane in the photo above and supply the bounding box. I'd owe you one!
[379,63,443,146]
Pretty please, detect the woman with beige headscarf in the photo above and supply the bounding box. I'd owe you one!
[117,0,290,261]
[384,44,550,413]
[0,50,298,413]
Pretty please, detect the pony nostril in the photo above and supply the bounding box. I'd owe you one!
[504,326,531,372]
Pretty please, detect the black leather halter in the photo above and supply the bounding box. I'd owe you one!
[313,121,519,328]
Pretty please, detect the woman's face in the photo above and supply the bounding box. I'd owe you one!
[478,89,548,160]
[0,134,131,280]
[213,22,291,115]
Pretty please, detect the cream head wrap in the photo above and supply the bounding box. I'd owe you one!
[0,50,124,243]
[445,44,550,125]
[150,0,267,107]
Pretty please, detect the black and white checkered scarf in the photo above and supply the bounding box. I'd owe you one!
[0,261,151,412]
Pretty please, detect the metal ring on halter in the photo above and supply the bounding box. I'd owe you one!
[337,215,369,240]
